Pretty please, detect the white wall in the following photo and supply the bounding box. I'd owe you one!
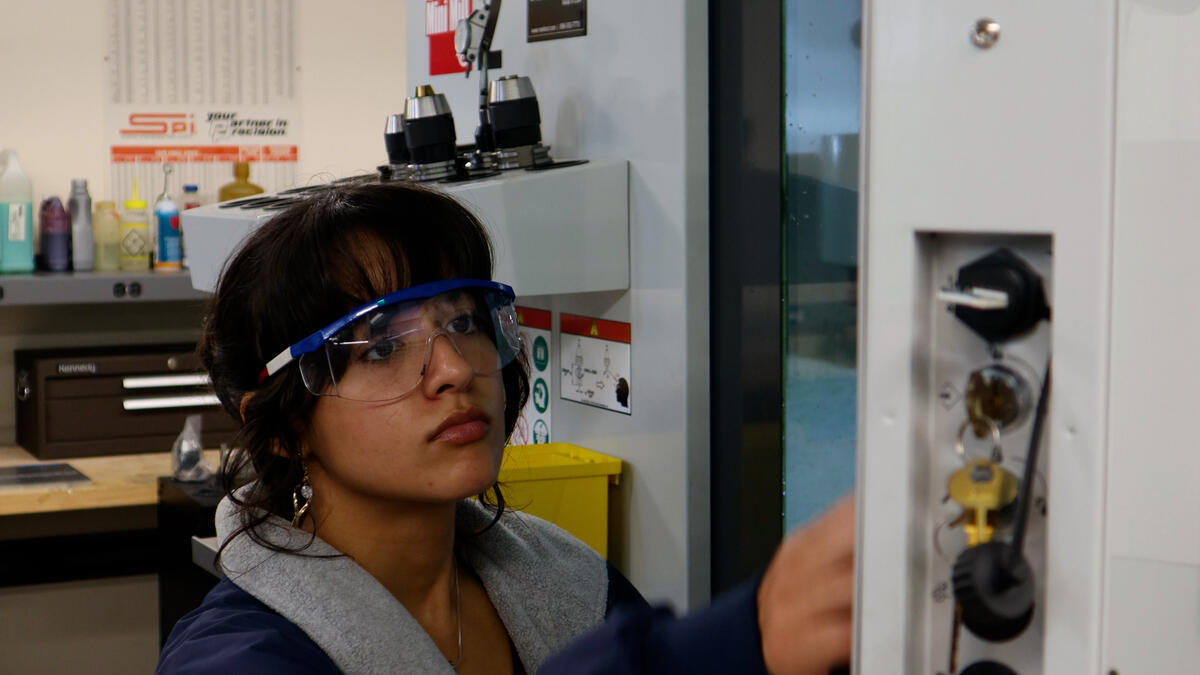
[0,0,405,204]
[406,1,710,609]
[0,1,110,208]
[295,1,408,180]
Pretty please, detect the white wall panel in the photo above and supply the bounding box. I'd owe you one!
[1104,2,1200,670]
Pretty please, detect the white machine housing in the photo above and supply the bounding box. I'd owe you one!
[183,160,629,297]
[856,2,1200,673]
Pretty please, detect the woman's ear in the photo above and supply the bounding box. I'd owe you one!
[239,392,253,422]
[242,391,299,459]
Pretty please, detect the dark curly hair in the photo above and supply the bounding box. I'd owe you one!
[201,181,530,560]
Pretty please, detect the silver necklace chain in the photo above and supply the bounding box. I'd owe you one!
[448,557,463,669]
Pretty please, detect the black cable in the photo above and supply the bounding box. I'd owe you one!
[1007,358,1051,569]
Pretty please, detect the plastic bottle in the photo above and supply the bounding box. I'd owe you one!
[181,184,202,210]
[218,162,264,202]
[68,179,93,271]
[0,150,34,273]
[39,197,71,271]
[93,200,121,271]
[154,192,181,272]
[119,179,150,271]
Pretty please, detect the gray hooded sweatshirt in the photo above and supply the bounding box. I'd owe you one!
[215,489,609,673]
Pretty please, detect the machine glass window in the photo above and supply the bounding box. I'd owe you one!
[781,0,861,529]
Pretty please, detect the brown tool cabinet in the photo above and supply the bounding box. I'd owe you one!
[15,343,237,459]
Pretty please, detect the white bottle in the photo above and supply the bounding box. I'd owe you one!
[0,150,34,273]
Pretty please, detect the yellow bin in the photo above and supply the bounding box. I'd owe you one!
[496,443,622,558]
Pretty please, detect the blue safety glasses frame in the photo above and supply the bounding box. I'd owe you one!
[259,279,520,400]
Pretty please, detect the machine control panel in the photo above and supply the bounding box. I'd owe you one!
[920,236,1053,674]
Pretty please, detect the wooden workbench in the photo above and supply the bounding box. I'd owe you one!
[0,446,220,517]
[0,446,220,540]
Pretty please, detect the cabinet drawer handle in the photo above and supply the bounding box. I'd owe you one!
[122,374,212,389]
[122,394,220,411]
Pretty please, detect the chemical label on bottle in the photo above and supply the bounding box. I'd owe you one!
[155,211,182,268]
[121,225,148,256]
[8,203,26,242]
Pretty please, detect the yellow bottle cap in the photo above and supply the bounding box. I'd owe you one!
[124,178,146,210]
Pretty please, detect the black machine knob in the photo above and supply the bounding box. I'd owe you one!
[953,248,1050,343]
[402,85,458,165]
[487,75,543,149]
[960,660,1019,675]
[952,540,1035,642]
[384,113,410,165]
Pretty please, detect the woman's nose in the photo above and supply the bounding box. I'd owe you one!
[419,333,475,395]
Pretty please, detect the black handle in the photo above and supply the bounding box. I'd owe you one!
[1007,359,1051,569]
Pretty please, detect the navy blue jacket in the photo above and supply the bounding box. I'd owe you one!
[541,573,768,674]
[158,565,767,674]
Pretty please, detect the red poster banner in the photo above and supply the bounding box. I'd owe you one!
[560,313,632,344]
[516,306,552,331]
[110,145,298,163]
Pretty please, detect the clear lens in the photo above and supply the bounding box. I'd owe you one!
[298,288,521,402]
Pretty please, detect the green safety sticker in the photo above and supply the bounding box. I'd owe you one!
[532,419,550,444]
[532,378,549,413]
[532,335,549,371]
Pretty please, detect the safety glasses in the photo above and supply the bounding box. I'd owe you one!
[260,279,521,402]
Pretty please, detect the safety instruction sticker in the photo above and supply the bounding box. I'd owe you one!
[560,313,631,415]
[511,306,553,445]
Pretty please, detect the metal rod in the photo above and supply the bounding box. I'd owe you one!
[474,0,501,152]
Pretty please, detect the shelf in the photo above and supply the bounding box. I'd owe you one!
[0,270,209,307]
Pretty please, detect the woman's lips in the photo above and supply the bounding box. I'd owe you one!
[432,420,491,444]
[430,408,492,444]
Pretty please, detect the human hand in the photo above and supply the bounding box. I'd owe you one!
[757,495,855,675]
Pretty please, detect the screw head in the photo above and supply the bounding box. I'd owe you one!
[972,18,1001,49]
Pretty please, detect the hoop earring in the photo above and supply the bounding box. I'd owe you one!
[291,465,314,527]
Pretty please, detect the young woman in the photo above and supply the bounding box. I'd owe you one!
[156,182,646,674]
